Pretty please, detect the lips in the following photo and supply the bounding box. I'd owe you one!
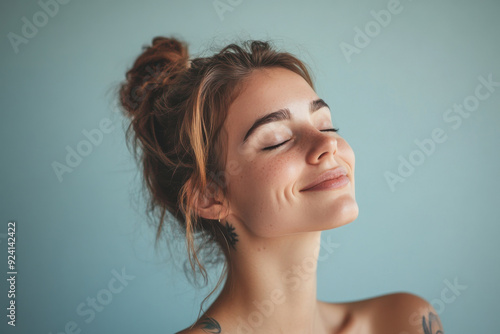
[300,166,348,192]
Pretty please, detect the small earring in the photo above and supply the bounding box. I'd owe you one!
[218,218,220,223]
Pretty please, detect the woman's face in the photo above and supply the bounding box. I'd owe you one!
[220,67,358,238]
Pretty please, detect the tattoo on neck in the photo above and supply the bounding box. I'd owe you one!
[224,221,238,250]
[199,317,221,333]
[422,311,444,334]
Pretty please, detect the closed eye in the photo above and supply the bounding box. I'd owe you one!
[262,127,339,151]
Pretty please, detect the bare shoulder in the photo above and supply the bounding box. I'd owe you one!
[320,292,445,334]
[368,292,444,333]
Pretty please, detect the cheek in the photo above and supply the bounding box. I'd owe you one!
[252,154,300,190]
[339,139,355,169]
[231,173,285,237]
[230,159,287,196]
[226,155,300,217]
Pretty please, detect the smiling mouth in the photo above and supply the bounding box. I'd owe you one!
[300,166,349,192]
[301,175,350,192]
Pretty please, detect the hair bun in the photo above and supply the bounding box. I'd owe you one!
[119,36,189,117]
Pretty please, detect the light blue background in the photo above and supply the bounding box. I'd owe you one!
[1,0,499,333]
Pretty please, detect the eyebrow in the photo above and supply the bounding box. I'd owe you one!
[242,98,330,144]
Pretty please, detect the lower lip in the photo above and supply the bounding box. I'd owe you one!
[302,175,350,192]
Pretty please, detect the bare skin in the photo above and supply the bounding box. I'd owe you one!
[177,294,444,334]
[176,67,444,334]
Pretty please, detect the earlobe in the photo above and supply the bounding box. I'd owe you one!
[192,183,228,221]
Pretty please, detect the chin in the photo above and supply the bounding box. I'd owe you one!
[323,200,359,230]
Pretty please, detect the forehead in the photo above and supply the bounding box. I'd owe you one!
[224,67,318,142]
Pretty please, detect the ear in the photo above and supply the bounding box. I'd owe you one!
[190,177,229,221]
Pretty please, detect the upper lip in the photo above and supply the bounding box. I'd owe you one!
[300,166,348,191]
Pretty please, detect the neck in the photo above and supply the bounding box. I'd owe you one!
[209,231,328,333]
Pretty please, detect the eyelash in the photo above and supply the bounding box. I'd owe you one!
[262,128,339,151]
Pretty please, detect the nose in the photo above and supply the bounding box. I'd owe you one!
[305,128,338,164]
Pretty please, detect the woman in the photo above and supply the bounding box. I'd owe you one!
[118,36,444,334]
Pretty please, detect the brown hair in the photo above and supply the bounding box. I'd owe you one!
[117,35,315,314]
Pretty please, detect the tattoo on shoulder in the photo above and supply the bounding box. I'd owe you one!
[224,221,238,250]
[422,311,444,334]
[199,317,221,333]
